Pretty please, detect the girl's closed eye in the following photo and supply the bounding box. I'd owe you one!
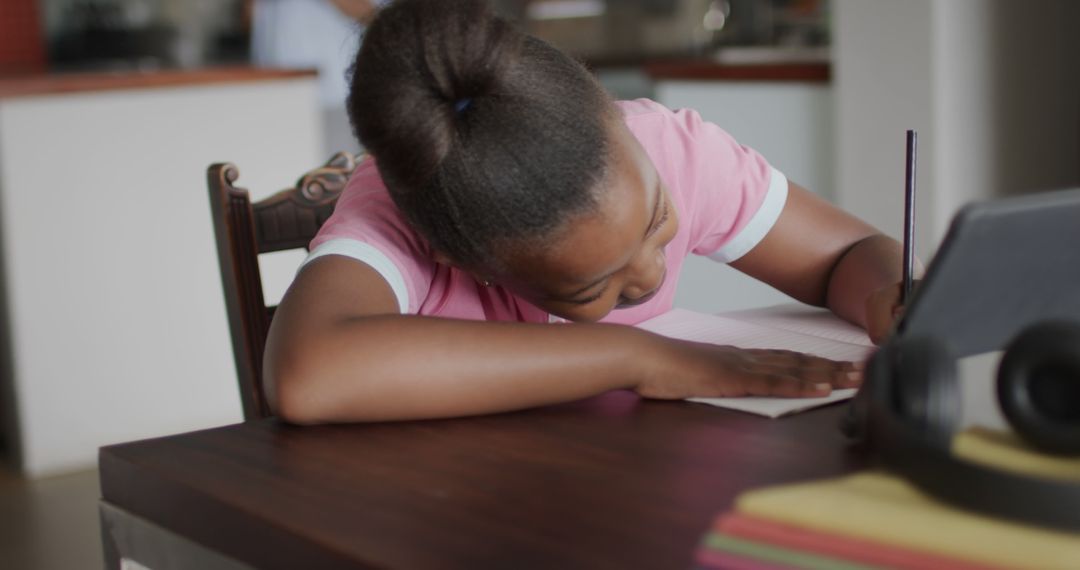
[566,283,609,305]
[647,197,670,238]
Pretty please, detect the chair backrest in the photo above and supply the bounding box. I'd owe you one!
[208,152,360,420]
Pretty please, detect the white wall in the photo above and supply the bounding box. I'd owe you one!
[657,80,832,313]
[932,0,996,242]
[833,0,1080,258]
[832,0,937,256]
[656,81,834,200]
[0,77,322,476]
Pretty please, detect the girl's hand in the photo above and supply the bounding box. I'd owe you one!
[637,338,863,400]
[865,280,919,345]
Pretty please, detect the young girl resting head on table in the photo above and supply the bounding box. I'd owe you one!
[264,0,908,424]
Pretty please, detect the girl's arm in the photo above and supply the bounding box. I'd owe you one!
[264,256,859,424]
[730,181,918,344]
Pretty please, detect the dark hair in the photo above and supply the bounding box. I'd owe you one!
[347,0,616,271]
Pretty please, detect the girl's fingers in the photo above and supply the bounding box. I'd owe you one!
[751,350,860,372]
[741,371,833,398]
[830,367,863,388]
[687,345,865,399]
[754,349,857,370]
[770,365,860,388]
[742,350,864,390]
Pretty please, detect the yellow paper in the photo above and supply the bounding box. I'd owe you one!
[736,471,1080,568]
[953,426,1080,482]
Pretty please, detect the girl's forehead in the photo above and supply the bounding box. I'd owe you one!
[499,142,655,290]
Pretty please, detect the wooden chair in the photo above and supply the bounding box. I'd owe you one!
[208,152,361,420]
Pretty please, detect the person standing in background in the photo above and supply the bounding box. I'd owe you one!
[249,0,387,155]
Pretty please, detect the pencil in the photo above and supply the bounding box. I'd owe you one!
[902,130,917,305]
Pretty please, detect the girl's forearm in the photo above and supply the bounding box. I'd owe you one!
[266,316,660,423]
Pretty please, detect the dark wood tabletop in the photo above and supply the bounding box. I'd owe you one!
[99,391,869,569]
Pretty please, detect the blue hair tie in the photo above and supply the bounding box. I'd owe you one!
[454,98,472,114]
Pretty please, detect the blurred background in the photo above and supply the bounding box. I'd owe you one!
[1,0,1078,567]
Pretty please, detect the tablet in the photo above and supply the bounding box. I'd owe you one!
[899,187,1080,357]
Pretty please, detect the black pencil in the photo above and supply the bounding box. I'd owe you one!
[902,130,917,305]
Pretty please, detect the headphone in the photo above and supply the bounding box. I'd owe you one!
[843,320,1080,531]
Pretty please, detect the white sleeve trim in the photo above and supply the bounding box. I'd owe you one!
[301,239,410,313]
[707,167,789,264]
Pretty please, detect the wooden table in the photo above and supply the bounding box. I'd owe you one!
[98,392,869,569]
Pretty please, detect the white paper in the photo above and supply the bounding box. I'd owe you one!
[636,306,875,418]
[721,304,873,347]
[686,389,858,419]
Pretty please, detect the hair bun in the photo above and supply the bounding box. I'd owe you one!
[347,0,615,270]
[417,0,521,104]
[349,0,523,187]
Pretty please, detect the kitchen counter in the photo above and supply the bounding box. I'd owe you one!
[643,60,829,82]
[0,66,316,100]
[0,65,322,477]
[583,47,830,84]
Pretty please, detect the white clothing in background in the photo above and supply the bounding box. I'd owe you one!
[251,0,384,107]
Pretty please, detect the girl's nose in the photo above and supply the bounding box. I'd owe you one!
[621,249,666,301]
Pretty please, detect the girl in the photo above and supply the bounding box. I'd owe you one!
[264,0,908,424]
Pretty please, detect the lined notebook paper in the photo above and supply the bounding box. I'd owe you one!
[636,306,875,418]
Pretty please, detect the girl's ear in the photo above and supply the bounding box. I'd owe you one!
[432,251,493,286]
[432,251,455,266]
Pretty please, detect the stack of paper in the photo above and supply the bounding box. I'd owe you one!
[696,428,1080,569]
[637,306,875,417]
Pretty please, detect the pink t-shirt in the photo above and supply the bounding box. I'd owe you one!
[305,98,788,325]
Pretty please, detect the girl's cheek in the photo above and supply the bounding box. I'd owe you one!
[592,297,621,322]
[567,305,609,323]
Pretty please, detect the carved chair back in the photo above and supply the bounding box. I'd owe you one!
[208,152,360,419]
